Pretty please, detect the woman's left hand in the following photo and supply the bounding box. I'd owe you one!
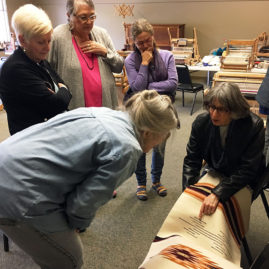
[198,193,219,220]
[80,41,107,57]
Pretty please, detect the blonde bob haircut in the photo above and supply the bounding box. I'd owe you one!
[124,90,180,136]
[12,4,53,43]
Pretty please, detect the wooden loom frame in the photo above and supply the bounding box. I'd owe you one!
[212,71,265,96]
[212,71,265,86]
[172,27,201,66]
[221,39,256,71]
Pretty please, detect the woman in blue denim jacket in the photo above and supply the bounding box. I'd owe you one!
[0,89,179,269]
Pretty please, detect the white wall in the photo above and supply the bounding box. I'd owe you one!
[8,0,269,57]
[7,0,30,26]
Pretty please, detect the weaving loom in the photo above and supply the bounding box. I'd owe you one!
[212,71,265,96]
[172,27,201,66]
[221,40,256,71]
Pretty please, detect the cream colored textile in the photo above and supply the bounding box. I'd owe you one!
[139,171,252,268]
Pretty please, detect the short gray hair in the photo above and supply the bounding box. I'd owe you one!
[124,90,180,136]
[131,18,154,41]
[66,0,94,16]
[11,4,52,43]
[204,82,250,119]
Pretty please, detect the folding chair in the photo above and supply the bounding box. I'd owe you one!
[176,65,204,115]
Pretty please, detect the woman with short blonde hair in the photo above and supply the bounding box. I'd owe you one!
[0,4,71,135]
[12,4,52,42]
[125,90,179,135]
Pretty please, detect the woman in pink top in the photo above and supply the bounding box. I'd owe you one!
[70,1,103,107]
[49,0,123,201]
[49,0,123,110]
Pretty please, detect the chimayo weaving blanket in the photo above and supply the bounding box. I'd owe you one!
[139,171,251,268]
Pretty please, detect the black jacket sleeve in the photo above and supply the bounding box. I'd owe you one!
[182,114,205,189]
[3,60,72,119]
[211,115,265,201]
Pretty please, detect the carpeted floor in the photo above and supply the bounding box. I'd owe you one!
[0,85,268,269]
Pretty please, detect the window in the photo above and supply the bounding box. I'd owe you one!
[0,0,10,43]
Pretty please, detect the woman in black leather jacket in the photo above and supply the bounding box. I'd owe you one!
[183,82,265,219]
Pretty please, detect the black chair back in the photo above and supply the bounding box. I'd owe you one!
[176,64,204,115]
[176,65,193,86]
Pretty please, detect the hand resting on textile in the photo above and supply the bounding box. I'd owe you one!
[199,193,220,220]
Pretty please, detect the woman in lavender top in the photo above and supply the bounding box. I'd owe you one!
[124,18,178,201]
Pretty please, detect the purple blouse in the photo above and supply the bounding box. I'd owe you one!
[124,49,178,95]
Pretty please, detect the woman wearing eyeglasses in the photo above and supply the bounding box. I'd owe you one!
[124,18,178,201]
[0,4,72,135]
[48,0,123,110]
[183,82,265,220]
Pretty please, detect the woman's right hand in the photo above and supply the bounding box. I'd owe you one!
[198,193,219,220]
[141,49,153,66]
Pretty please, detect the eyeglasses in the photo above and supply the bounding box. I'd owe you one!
[208,104,230,114]
[135,37,153,47]
[74,14,97,23]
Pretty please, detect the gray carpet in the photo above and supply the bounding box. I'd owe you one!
[0,87,268,269]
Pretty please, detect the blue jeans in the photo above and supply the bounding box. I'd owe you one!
[135,141,166,186]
